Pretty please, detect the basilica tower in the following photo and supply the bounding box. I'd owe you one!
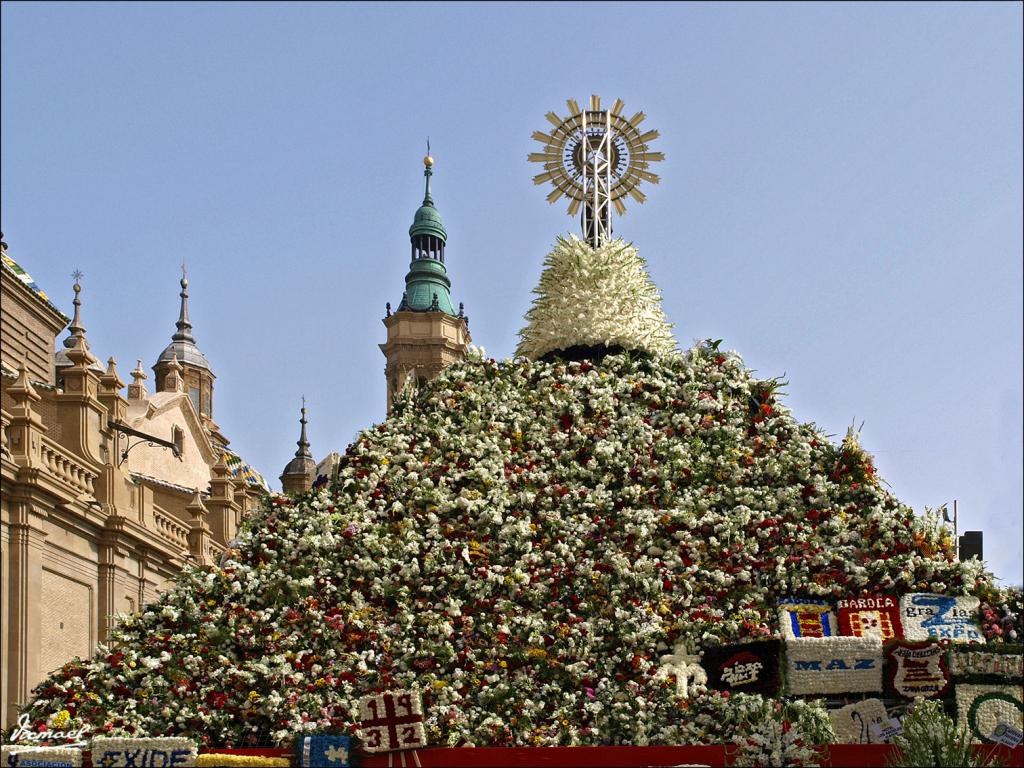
[380,153,471,412]
[280,400,316,495]
[153,270,223,443]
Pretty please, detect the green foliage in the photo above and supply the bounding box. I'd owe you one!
[888,699,1002,768]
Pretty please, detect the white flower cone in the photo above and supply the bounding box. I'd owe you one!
[516,235,676,359]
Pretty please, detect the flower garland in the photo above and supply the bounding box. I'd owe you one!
[15,349,992,746]
[91,737,197,767]
[0,746,83,768]
[784,636,883,695]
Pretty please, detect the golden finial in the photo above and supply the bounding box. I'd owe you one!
[424,137,433,167]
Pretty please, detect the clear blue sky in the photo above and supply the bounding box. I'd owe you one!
[2,2,1021,584]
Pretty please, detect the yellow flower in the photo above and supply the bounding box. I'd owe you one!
[499,660,507,668]
[197,756,289,767]
[433,680,446,689]
[51,709,71,728]
[247,691,261,702]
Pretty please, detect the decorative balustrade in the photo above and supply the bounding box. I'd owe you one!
[39,437,97,499]
[154,509,190,549]
[208,540,226,562]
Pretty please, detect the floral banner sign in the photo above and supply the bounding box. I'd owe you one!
[1,746,83,768]
[703,640,781,696]
[949,644,1024,681]
[90,737,197,767]
[956,683,1024,743]
[785,636,883,695]
[778,598,837,639]
[828,698,890,744]
[357,689,428,754]
[900,594,984,643]
[837,595,903,640]
[297,735,351,767]
[885,641,950,699]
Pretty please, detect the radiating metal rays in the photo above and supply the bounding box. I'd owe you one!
[528,95,664,246]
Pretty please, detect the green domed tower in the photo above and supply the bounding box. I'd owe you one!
[380,151,471,412]
[399,155,457,314]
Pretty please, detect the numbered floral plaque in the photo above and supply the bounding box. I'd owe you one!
[357,689,427,753]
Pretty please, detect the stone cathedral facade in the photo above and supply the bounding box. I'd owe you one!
[0,154,473,726]
[0,236,267,727]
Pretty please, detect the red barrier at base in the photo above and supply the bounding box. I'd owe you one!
[827,743,1023,768]
[189,743,1024,768]
[360,745,728,767]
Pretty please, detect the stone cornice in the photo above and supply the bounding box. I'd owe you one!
[0,264,69,331]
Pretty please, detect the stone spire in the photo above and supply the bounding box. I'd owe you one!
[98,357,128,422]
[55,271,102,374]
[156,265,210,370]
[164,352,183,393]
[65,272,88,350]
[127,359,149,401]
[154,265,216,423]
[173,265,195,343]
[280,398,316,495]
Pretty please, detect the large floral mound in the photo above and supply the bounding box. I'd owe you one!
[20,344,994,748]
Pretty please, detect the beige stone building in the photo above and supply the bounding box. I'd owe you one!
[0,237,268,727]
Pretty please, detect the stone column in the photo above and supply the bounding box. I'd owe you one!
[6,365,46,469]
[4,498,48,725]
[186,490,211,567]
[205,454,239,545]
[55,346,105,465]
[97,516,126,642]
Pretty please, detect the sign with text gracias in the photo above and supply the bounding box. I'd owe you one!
[900,594,984,643]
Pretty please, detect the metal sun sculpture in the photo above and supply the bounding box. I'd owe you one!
[529,95,664,247]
